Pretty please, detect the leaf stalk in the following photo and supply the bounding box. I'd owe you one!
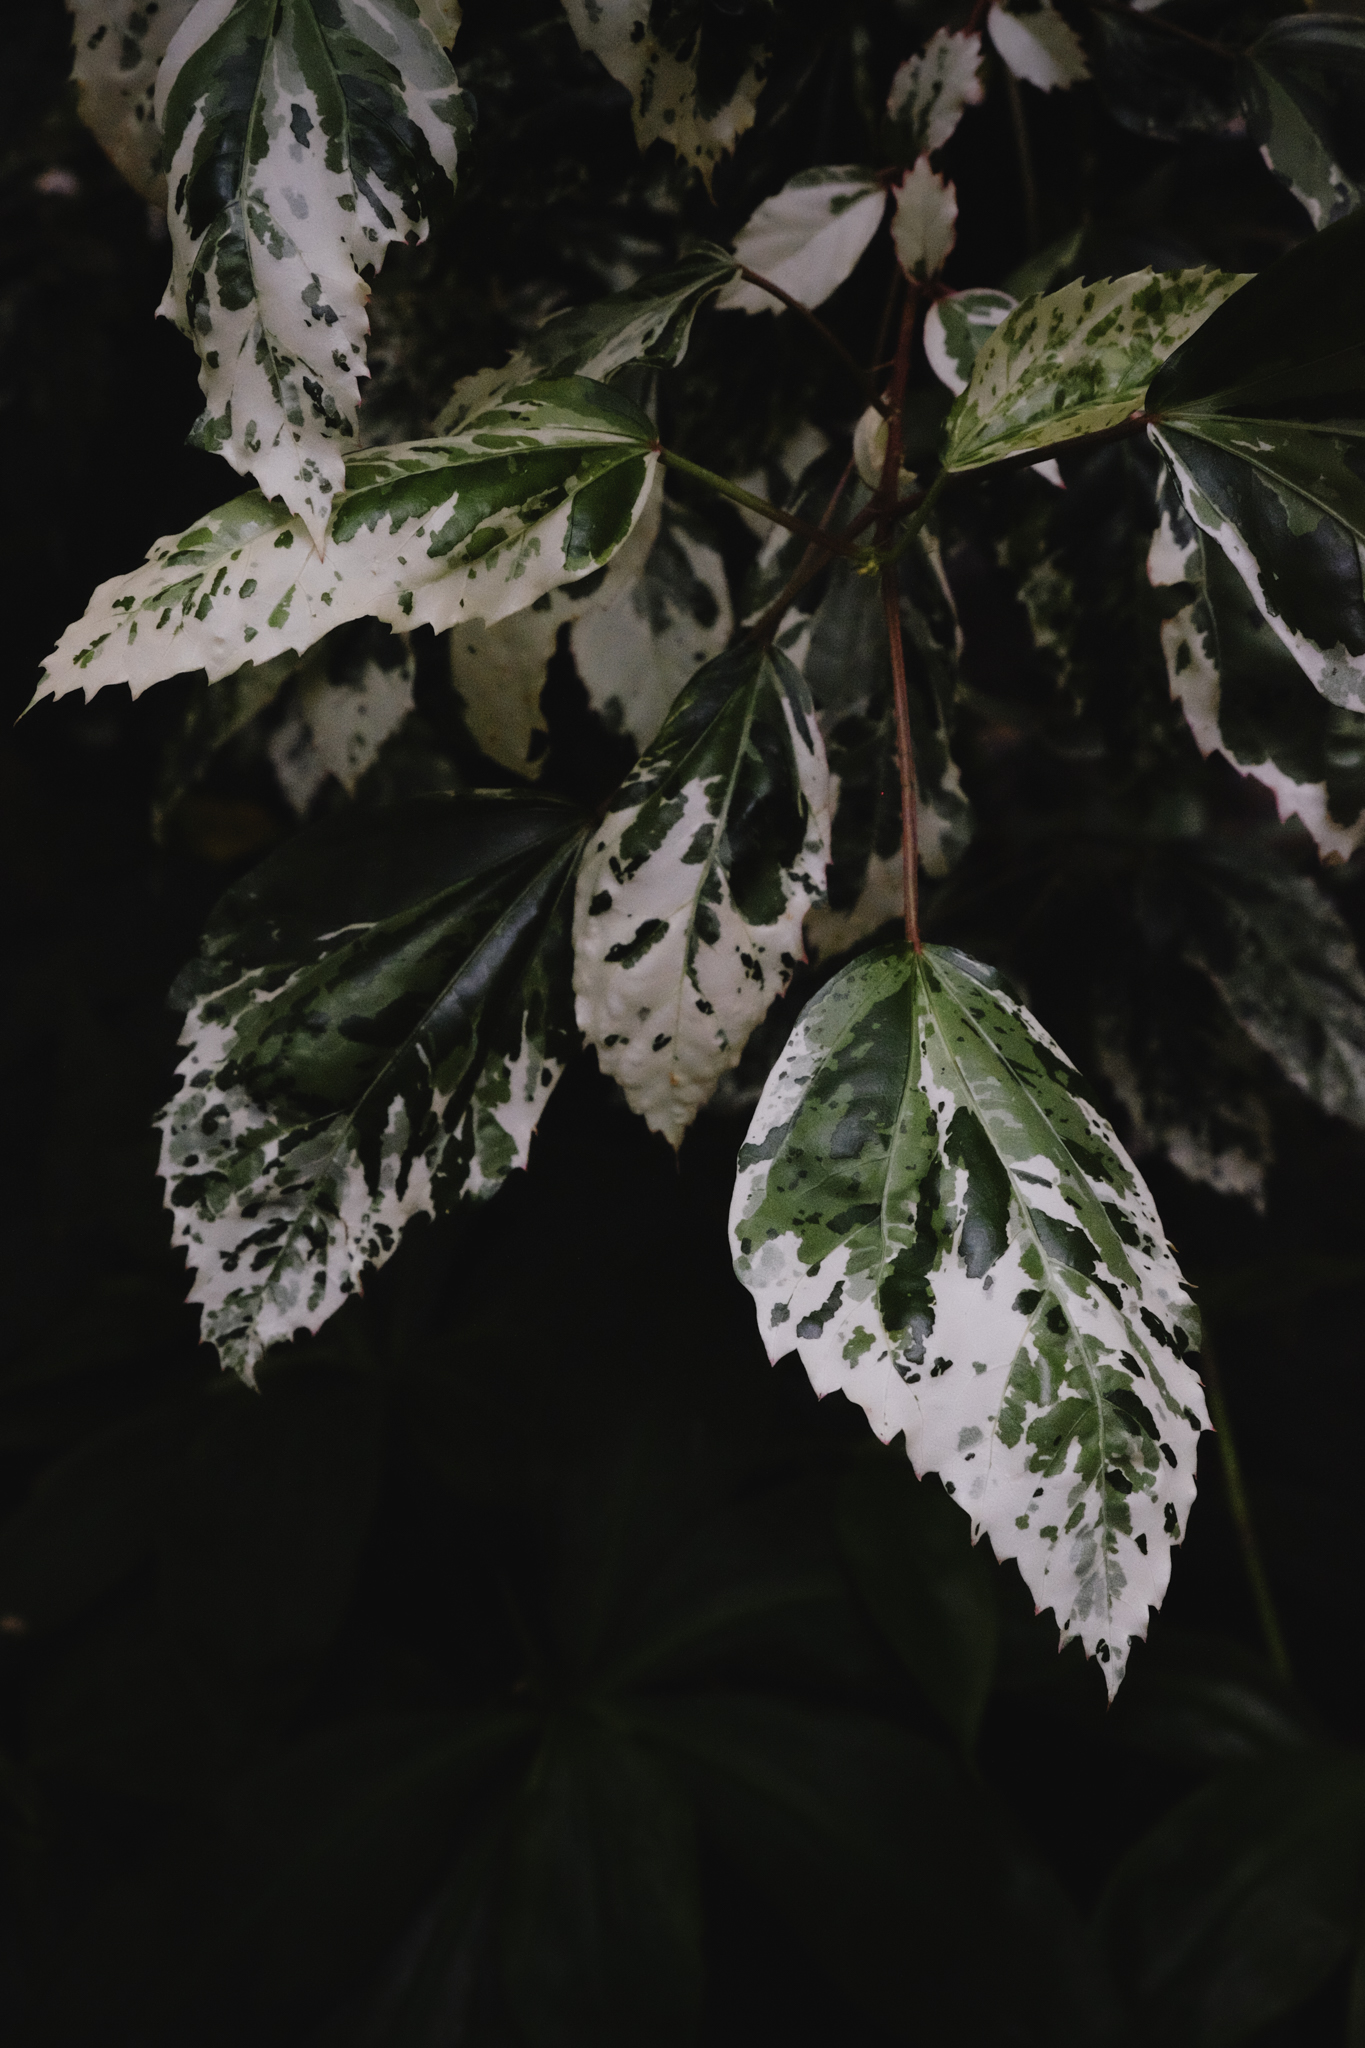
[658,447,866,560]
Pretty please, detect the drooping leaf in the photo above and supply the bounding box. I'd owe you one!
[35,378,658,707]
[987,1,1089,93]
[573,640,831,1147]
[1149,472,1365,860]
[268,622,416,812]
[890,157,957,284]
[160,792,586,1380]
[435,246,737,432]
[156,0,473,541]
[886,29,983,161]
[944,267,1247,472]
[923,288,1017,397]
[560,0,768,188]
[1243,15,1365,230]
[730,942,1207,1697]
[714,168,885,317]
[69,0,194,203]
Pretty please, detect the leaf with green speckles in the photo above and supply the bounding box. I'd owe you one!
[1149,469,1365,860]
[69,0,195,204]
[885,29,983,163]
[943,267,1248,472]
[34,379,657,708]
[560,0,769,191]
[730,943,1206,1699]
[159,793,586,1382]
[156,0,474,542]
[573,640,831,1148]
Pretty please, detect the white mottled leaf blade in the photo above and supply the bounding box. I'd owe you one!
[731,943,1206,1698]
[988,2,1090,91]
[70,0,194,202]
[715,168,885,316]
[890,157,957,283]
[269,627,416,811]
[160,793,585,1381]
[573,640,831,1146]
[34,379,658,706]
[156,0,471,541]
[944,267,1248,471]
[887,30,983,159]
[923,289,1017,397]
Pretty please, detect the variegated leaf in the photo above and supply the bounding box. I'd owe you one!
[268,622,415,810]
[988,2,1089,92]
[1149,474,1365,861]
[436,247,736,433]
[70,0,194,203]
[160,793,585,1381]
[886,30,983,161]
[715,168,885,317]
[944,268,1247,472]
[573,641,831,1147]
[924,289,1017,397]
[560,0,768,188]
[156,0,472,541]
[1244,16,1365,230]
[730,943,1206,1699]
[890,157,957,283]
[34,378,658,707]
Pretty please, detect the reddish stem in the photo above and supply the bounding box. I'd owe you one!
[876,292,924,953]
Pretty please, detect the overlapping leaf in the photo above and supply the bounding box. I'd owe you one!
[268,622,416,811]
[35,378,658,706]
[924,289,1017,396]
[156,0,472,541]
[944,267,1247,471]
[731,943,1207,1696]
[70,0,194,203]
[436,247,736,432]
[560,0,768,187]
[715,168,885,317]
[886,29,982,161]
[573,640,831,1147]
[1150,474,1365,859]
[160,793,586,1380]
[1243,16,1365,230]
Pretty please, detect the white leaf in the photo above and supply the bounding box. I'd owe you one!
[715,167,885,316]
[268,630,415,811]
[156,0,471,543]
[923,288,1017,396]
[69,0,195,203]
[574,641,831,1146]
[890,157,958,283]
[415,0,461,46]
[886,29,984,158]
[988,3,1090,91]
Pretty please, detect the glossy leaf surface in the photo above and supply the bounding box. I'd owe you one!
[157,0,471,542]
[36,378,658,705]
[730,943,1206,1696]
[160,793,585,1379]
[715,167,885,317]
[574,640,831,1147]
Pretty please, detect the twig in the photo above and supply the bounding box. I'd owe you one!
[877,293,925,953]
[658,448,865,560]
[747,458,857,647]
[738,265,889,413]
[1202,1335,1294,1686]
[1004,69,1040,256]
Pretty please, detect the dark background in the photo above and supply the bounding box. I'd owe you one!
[4,3,1365,2042]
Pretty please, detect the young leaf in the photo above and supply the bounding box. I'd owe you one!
[156,0,472,542]
[160,793,586,1380]
[730,943,1207,1697]
[886,30,983,161]
[69,0,194,203]
[35,378,658,707]
[573,641,831,1147]
[1149,475,1365,860]
[435,247,737,433]
[944,267,1247,472]
[890,157,958,284]
[268,624,416,812]
[987,2,1089,93]
[560,0,768,188]
[714,168,885,317]
[923,289,1017,397]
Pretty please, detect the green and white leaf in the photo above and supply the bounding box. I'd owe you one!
[715,168,885,317]
[886,29,983,160]
[560,0,768,187]
[987,2,1089,93]
[1149,474,1365,860]
[730,944,1206,1698]
[70,0,193,203]
[1242,55,1360,231]
[160,793,585,1381]
[924,289,1017,397]
[890,157,958,284]
[156,0,471,541]
[268,624,416,811]
[416,0,461,44]
[436,247,736,433]
[573,641,831,1146]
[35,378,658,706]
[944,268,1247,472]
